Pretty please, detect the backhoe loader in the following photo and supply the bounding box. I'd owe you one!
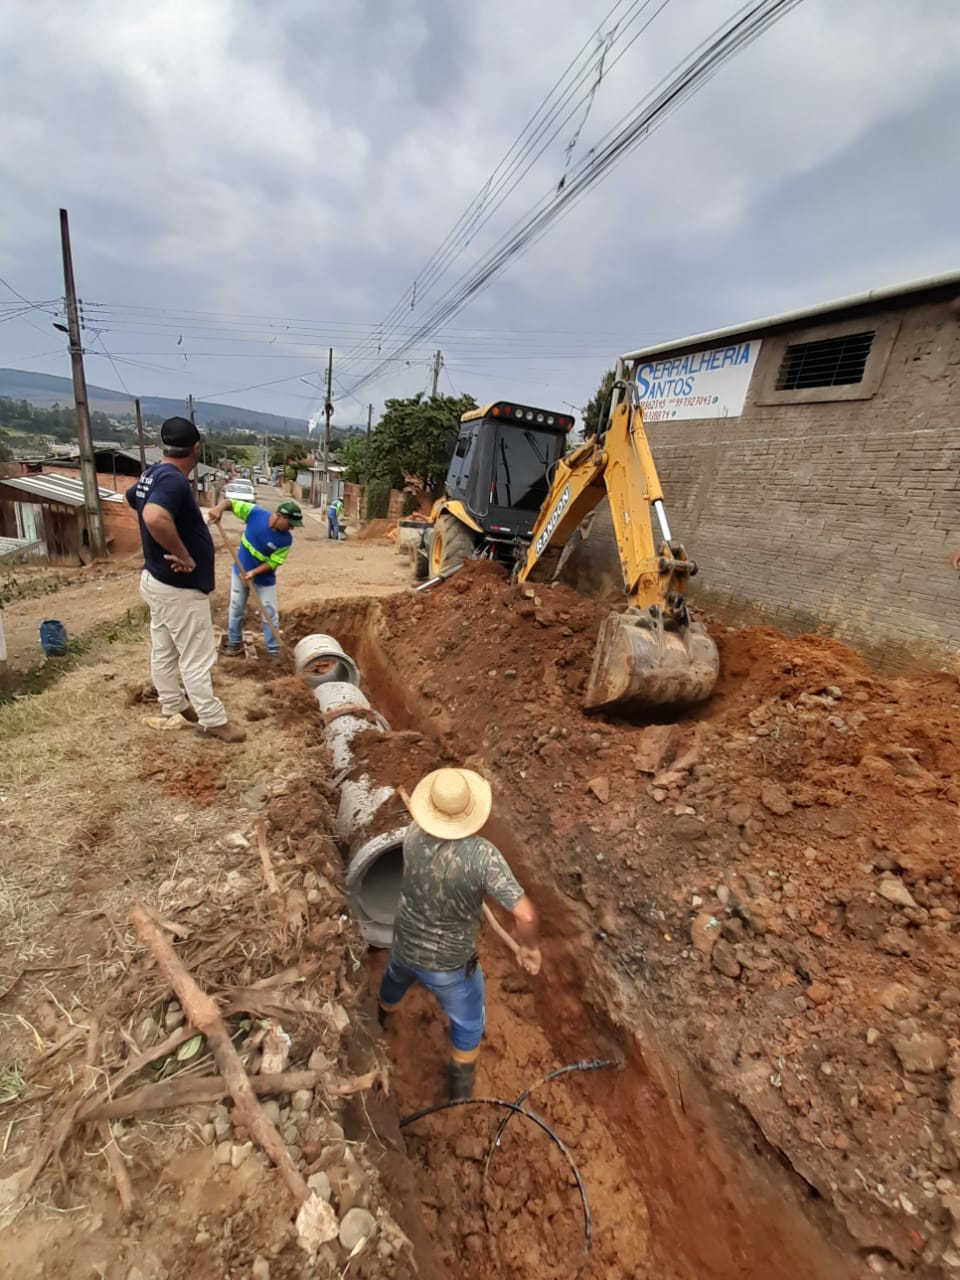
[420,376,719,712]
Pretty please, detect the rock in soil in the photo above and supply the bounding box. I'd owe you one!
[339,1207,377,1253]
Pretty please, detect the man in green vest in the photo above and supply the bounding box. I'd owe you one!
[208,497,302,660]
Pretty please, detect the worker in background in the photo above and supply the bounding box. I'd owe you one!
[327,495,344,540]
[378,767,541,1101]
[126,417,245,743]
[208,496,302,661]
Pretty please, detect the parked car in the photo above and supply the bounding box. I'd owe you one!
[224,478,256,503]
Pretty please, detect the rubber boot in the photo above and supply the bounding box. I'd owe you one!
[377,1004,393,1033]
[448,1060,476,1102]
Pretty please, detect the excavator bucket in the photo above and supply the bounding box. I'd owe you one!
[584,610,719,713]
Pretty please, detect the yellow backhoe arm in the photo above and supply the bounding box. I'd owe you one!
[519,376,719,712]
[520,386,692,611]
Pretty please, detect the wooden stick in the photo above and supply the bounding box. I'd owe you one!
[130,903,309,1205]
[82,1069,323,1122]
[215,523,289,657]
[256,816,280,894]
[80,1024,200,1116]
[396,786,520,957]
[481,902,520,956]
[99,1121,136,1216]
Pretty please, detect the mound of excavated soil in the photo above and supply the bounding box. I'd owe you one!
[296,563,960,1276]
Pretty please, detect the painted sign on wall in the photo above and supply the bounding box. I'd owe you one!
[634,340,761,422]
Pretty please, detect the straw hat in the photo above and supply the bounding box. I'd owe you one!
[408,768,492,839]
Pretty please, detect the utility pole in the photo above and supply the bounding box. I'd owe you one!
[186,394,198,494]
[363,402,373,522]
[322,346,333,508]
[431,349,443,398]
[134,398,147,472]
[59,208,107,560]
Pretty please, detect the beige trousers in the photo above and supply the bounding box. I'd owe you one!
[139,570,227,727]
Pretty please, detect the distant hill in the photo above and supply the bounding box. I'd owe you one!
[0,368,310,435]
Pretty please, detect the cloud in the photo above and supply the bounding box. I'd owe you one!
[0,0,957,422]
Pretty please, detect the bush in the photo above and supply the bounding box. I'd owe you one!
[365,484,390,521]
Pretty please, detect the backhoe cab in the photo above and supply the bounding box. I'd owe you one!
[426,402,574,578]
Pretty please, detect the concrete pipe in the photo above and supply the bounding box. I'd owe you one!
[309,662,407,948]
[294,633,361,688]
[345,827,408,949]
[336,775,396,844]
[396,519,427,556]
[313,681,389,773]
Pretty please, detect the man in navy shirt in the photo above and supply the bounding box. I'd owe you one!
[126,417,245,743]
[208,496,302,660]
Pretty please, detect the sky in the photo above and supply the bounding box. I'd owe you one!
[1,0,958,431]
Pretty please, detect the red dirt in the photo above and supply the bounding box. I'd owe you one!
[292,563,960,1278]
[357,519,396,541]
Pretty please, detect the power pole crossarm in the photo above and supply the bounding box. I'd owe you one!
[59,208,107,560]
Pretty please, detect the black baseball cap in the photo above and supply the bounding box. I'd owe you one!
[160,416,201,447]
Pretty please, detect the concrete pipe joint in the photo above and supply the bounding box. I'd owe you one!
[313,681,389,773]
[294,633,361,688]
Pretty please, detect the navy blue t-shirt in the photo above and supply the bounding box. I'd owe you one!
[125,463,215,594]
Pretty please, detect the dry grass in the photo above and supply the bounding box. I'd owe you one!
[0,635,336,1109]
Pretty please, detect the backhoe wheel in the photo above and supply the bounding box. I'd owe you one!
[429,513,478,577]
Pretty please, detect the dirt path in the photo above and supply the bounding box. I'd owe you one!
[0,504,407,672]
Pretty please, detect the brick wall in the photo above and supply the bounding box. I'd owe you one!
[562,289,960,674]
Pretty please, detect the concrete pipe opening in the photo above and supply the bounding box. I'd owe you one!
[346,826,408,949]
[294,633,361,687]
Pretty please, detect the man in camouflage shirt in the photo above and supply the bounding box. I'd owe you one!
[379,768,540,1101]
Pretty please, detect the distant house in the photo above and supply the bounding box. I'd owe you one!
[295,462,345,508]
[49,448,223,497]
[0,472,126,566]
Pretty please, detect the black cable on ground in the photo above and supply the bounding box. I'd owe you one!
[484,1057,621,1187]
[400,1096,593,1255]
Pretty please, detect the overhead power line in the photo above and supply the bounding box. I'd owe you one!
[335,0,668,380]
[344,0,802,399]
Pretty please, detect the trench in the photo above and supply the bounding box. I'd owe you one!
[291,596,861,1280]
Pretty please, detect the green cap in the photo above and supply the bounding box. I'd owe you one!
[276,500,303,526]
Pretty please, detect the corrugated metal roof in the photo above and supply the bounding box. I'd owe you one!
[620,270,960,362]
[0,534,42,559]
[113,448,220,477]
[0,473,124,506]
[115,446,164,465]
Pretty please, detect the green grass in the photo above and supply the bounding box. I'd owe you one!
[0,606,148,707]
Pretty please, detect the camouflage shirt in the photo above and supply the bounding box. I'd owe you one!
[391,823,524,972]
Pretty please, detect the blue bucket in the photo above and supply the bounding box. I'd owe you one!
[39,619,68,658]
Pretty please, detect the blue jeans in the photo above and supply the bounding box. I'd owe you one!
[379,954,485,1052]
[228,573,279,654]
[327,514,340,539]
